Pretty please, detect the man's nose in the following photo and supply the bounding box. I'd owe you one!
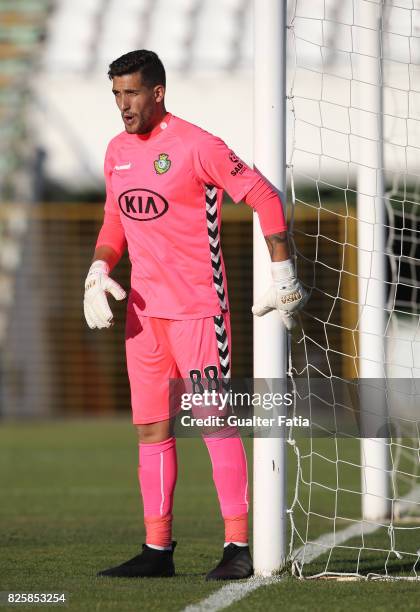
[120,95,130,111]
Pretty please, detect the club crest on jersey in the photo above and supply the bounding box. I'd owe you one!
[154,153,171,174]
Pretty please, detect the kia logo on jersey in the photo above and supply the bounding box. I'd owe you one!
[118,188,169,221]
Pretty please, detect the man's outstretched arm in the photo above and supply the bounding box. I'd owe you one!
[243,179,307,329]
[188,133,306,326]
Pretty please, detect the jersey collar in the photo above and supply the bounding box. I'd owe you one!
[136,112,172,141]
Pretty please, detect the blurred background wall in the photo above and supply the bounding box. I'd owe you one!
[0,0,419,418]
[0,0,256,418]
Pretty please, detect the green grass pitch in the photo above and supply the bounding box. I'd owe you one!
[1,419,419,611]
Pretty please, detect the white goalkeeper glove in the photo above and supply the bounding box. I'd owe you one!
[252,259,307,330]
[83,260,126,329]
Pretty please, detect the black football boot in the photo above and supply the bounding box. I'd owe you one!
[206,544,253,581]
[97,542,176,578]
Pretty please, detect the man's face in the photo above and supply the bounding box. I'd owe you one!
[112,72,164,134]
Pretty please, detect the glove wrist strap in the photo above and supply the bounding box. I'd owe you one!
[271,259,295,283]
[88,259,110,276]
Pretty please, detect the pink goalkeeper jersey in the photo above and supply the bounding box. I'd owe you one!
[103,113,259,319]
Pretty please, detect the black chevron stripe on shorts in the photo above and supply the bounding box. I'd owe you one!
[205,185,227,311]
[213,314,231,379]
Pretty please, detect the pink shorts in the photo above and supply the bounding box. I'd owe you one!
[125,306,231,425]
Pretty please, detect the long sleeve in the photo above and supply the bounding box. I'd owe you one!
[95,141,127,258]
[95,208,127,258]
[243,177,287,235]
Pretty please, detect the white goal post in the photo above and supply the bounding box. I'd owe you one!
[253,0,288,576]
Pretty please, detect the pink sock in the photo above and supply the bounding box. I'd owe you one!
[138,437,177,548]
[204,428,249,542]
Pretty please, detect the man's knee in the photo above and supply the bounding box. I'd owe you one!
[136,420,172,444]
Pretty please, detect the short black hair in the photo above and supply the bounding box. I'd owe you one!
[108,50,166,88]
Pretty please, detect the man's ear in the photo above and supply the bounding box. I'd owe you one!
[154,85,165,103]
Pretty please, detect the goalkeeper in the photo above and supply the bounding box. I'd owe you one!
[84,50,306,581]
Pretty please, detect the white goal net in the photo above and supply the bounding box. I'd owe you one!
[286,0,420,580]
